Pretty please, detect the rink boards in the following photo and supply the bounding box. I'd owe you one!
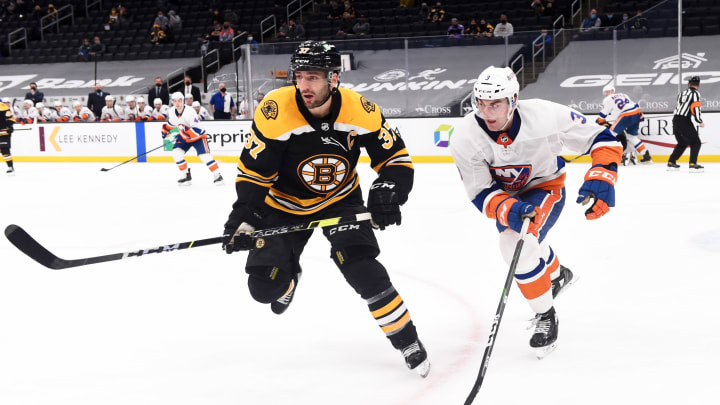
[10,113,720,163]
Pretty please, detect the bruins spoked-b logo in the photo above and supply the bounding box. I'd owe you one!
[298,154,349,193]
[261,100,279,120]
[360,96,375,113]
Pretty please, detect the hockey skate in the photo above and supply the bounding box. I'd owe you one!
[639,151,652,164]
[528,307,558,359]
[271,274,299,315]
[400,340,430,378]
[6,167,15,174]
[551,265,576,299]
[689,163,704,173]
[213,172,224,185]
[628,154,637,165]
[667,161,680,171]
[177,168,192,186]
[621,154,628,166]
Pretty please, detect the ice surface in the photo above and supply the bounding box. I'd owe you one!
[1,162,719,405]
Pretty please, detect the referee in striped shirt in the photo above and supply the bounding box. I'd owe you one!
[668,76,704,172]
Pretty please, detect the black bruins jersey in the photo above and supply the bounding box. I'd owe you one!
[0,102,15,137]
[235,86,414,216]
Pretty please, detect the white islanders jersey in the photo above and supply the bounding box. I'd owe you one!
[599,92,640,122]
[167,105,201,129]
[152,105,169,120]
[101,106,124,121]
[72,107,96,122]
[451,99,615,212]
[195,106,211,120]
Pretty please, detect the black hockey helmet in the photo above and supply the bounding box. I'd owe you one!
[289,40,342,85]
[688,76,700,86]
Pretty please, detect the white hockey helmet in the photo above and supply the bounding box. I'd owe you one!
[126,95,135,102]
[72,100,82,107]
[171,92,184,101]
[472,66,519,121]
[36,102,45,108]
[136,96,145,104]
[153,98,163,105]
[53,100,63,107]
[184,93,193,100]
[23,99,34,106]
[602,83,615,94]
[192,101,201,108]
[105,95,115,101]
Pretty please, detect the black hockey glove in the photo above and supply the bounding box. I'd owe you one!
[222,206,263,254]
[367,180,401,230]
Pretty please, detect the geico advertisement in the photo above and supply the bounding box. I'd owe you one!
[13,122,137,156]
[144,120,254,155]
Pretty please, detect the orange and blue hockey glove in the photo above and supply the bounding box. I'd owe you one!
[496,197,540,236]
[577,163,617,220]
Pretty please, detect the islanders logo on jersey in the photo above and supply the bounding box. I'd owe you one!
[490,164,532,192]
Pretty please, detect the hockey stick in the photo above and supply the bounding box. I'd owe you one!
[464,217,531,405]
[4,212,372,270]
[100,144,166,172]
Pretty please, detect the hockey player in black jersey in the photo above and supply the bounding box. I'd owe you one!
[0,99,16,174]
[221,41,430,377]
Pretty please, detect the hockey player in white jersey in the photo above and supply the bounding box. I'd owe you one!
[53,101,73,122]
[450,66,622,358]
[597,83,651,164]
[35,102,57,122]
[72,101,96,122]
[100,95,124,121]
[17,99,37,124]
[152,98,169,120]
[123,95,141,121]
[135,96,154,120]
[161,92,223,185]
[192,101,211,120]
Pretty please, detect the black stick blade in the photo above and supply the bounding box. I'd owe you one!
[4,225,66,270]
[100,168,110,172]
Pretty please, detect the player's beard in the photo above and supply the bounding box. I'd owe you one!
[301,86,331,110]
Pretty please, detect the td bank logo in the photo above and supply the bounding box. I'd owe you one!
[433,124,454,147]
[39,126,62,152]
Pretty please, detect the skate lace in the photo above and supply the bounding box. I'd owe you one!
[527,314,551,333]
[401,342,421,359]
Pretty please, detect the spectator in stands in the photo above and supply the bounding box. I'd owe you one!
[223,8,239,29]
[400,0,415,7]
[478,18,494,38]
[447,17,464,38]
[427,2,445,23]
[535,28,551,49]
[108,7,120,25]
[543,0,557,19]
[148,77,169,106]
[207,22,222,42]
[328,0,343,20]
[288,17,306,40]
[78,37,91,61]
[582,8,600,31]
[24,82,43,105]
[466,18,479,37]
[342,0,356,18]
[531,0,544,17]
[150,24,168,45]
[244,34,259,52]
[168,10,182,33]
[353,14,370,37]
[89,36,105,57]
[118,6,130,25]
[183,75,201,104]
[47,3,57,20]
[494,15,513,37]
[154,10,169,30]
[418,3,429,21]
[631,10,648,32]
[209,82,235,120]
[600,11,621,30]
[87,83,110,119]
[277,20,290,40]
[335,12,355,39]
[219,21,234,41]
